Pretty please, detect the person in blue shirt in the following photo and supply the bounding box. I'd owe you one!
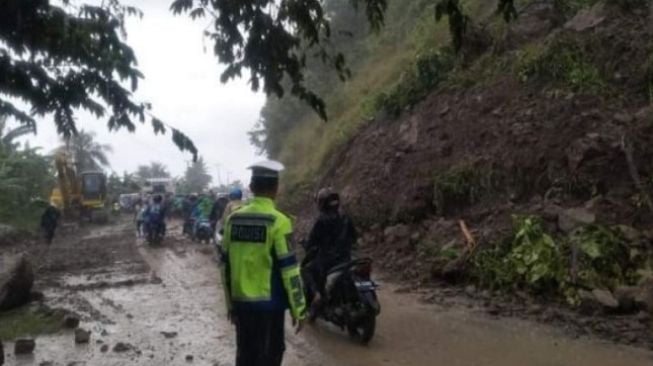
[144,195,166,236]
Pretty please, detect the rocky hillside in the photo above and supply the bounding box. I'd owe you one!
[270,0,653,343]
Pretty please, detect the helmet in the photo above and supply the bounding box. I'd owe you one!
[229,187,243,200]
[316,188,340,210]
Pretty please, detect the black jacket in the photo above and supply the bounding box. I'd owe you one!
[305,210,357,269]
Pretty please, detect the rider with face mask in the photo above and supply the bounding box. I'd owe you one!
[304,188,357,313]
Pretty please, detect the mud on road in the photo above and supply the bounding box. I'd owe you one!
[2,219,653,365]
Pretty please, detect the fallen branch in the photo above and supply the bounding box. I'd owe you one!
[458,220,477,253]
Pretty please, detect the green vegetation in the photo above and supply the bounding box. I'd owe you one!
[259,0,505,193]
[517,36,606,94]
[63,130,113,173]
[0,116,54,230]
[433,162,501,215]
[469,216,648,305]
[373,48,456,118]
[177,157,213,194]
[0,306,65,341]
[471,216,565,293]
[0,0,197,157]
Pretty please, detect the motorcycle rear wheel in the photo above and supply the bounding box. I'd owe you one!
[347,314,376,345]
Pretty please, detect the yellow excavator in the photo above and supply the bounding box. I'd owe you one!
[50,150,109,223]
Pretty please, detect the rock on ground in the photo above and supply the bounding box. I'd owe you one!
[614,286,640,314]
[74,328,91,344]
[592,289,619,311]
[0,253,35,311]
[636,278,653,313]
[160,331,178,339]
[112,342,133,353]
[558,207,596,233]
[63,315,80,329]
[14,339,35,355]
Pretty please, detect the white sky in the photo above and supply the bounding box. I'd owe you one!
[15,0,265,185]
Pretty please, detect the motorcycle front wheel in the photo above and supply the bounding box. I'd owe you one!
[347,314,376,345]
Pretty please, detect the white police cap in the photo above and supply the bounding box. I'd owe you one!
[248,160,285,178]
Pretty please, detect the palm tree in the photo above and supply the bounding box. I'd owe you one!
[61,130,113,172]
[0,115,36,154]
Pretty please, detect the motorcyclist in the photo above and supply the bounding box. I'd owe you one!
[144,194,166,237]
[209,195,229,233]
[304,188,357,314]
[183,194,198,236]
[220,188,244,225]
[192,195,213,238]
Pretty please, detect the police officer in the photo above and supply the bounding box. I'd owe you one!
[221,160,306,366]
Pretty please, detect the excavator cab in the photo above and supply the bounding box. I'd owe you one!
[80,171,108,222]
[81,172,106,201]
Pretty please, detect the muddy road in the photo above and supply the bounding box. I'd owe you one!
[3,219,653,365]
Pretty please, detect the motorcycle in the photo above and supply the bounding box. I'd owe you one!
[301,252,381,344]
[194,219,213,244]
[182,217,195,237]
[145,218,165,246]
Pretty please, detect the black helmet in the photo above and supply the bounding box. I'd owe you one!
[316,188,340,211]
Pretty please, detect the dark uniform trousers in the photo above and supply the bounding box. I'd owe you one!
[234,309,286,366]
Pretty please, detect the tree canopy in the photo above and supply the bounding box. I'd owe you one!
[178,156,212,194]
[0,0,197,158]
[135,162,171,180]
[1,0,517,156]
[170,0,388,120]
[61,130,112,173]
[0,115,53,227]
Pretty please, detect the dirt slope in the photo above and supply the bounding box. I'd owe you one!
[286,0,653,349]
[315,4,653,228]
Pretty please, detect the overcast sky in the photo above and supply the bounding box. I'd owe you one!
[16,0,265,185]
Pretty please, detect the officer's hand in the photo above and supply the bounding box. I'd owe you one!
[292,317,305,334]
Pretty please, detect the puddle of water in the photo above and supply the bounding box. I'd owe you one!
[298,289,653,366]
[9,222,653,366]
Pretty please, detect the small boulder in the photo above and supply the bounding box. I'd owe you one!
[100,344,109,353]
[615,225,641,243]
[0,253,35,311]
[14,339,35,355]
[74,328,91,344]
[464,285,477,297]
[160,331,178,339]
[558,207,596,233]
[63,315,80,329]
[440,257,466,283]
[636,311,651,323]
[112,342,133,353]
[578,289,600,315]
[185,355,194,362]
[564,3,605,32]
[592,289,619,311]
[383,224,410,241]
[613,286,639,314]
[409,232,421,245]
[613,112,634,124]
[635,278,653,313]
